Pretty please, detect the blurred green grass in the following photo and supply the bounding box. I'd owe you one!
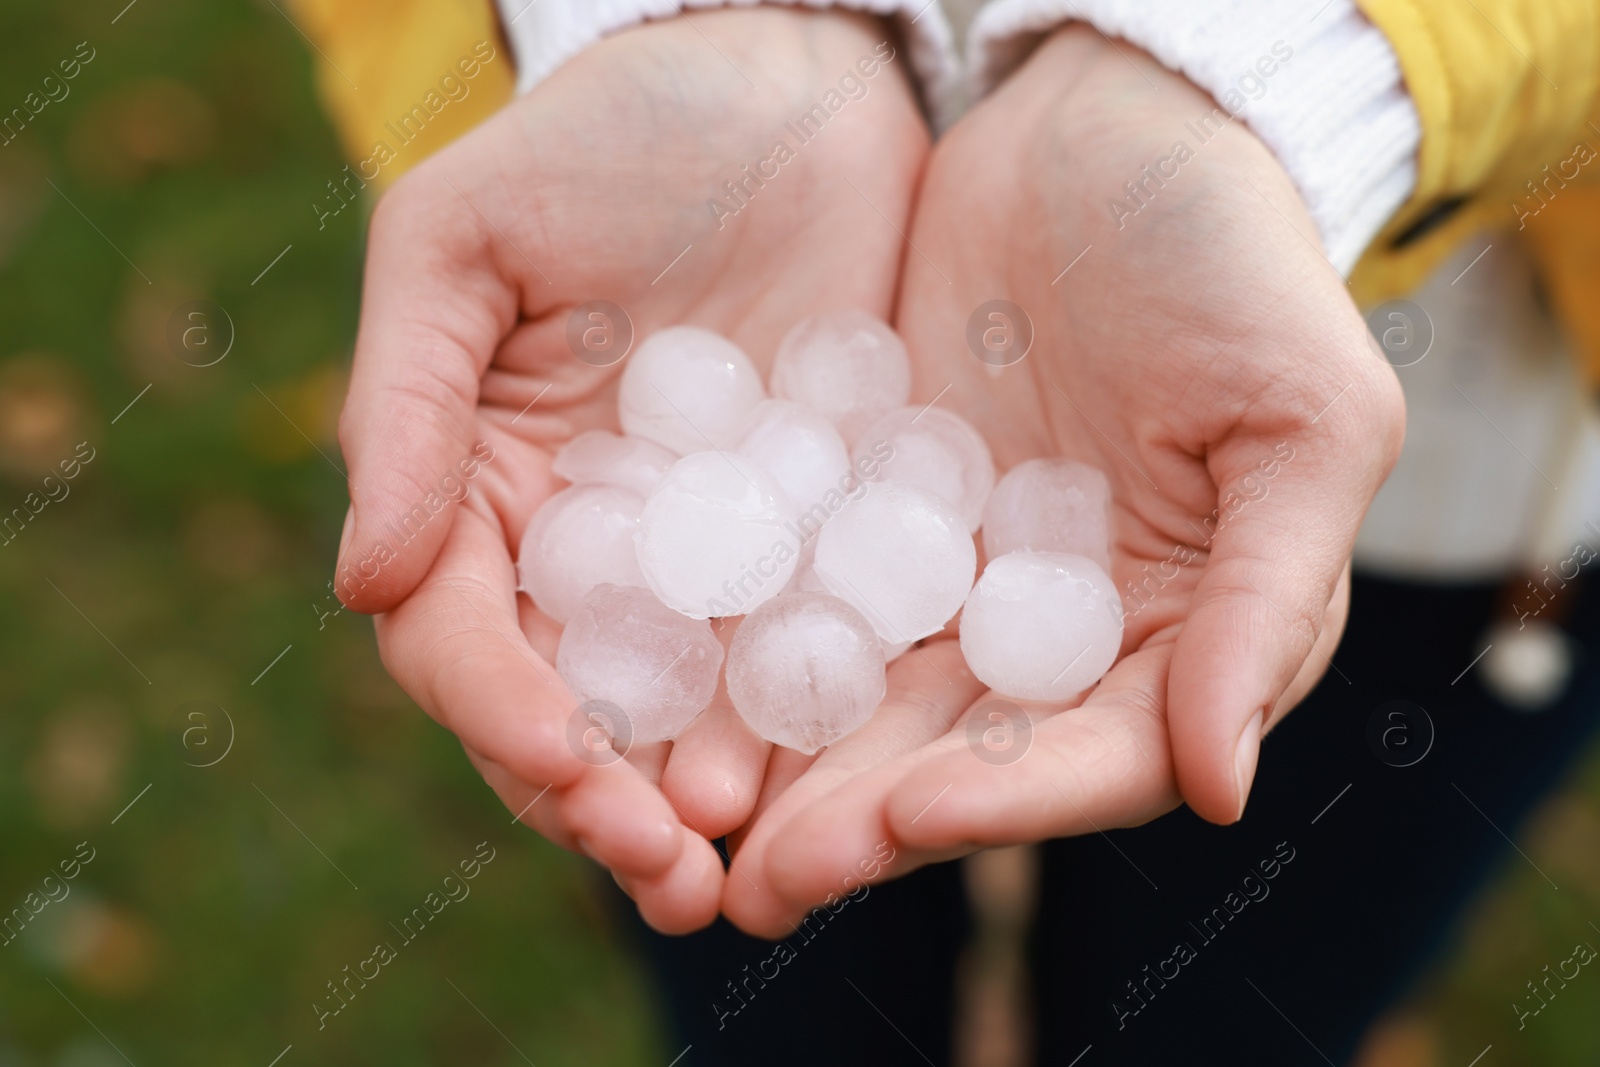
[0,2,663,1064]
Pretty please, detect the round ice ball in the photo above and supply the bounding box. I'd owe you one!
[983,458,1112,572]
[636,452,799,619]
[771,311,910,442]
[959,552,1123,702]
[556,584,724,742]
[618,326,765,454]
[736,399,851,513]
[552,430,678,498]
[854,406,994,532]
[813,481,976,643]
[517,485,647,624]
[726,592,886,753]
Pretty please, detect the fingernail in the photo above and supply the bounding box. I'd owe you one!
[337,504,355,563]
[1233,708,1265,820]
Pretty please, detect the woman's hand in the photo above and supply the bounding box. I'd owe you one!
[334,8,930,933]
[723,25,1404,936]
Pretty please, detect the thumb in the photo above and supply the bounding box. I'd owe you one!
[334,174,517,613]
[1165,371,1403,824]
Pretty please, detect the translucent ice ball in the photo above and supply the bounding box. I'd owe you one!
[555,584,724,743]
[736,399,852,514]
[552,430,678,498]
[517,484,647,624]
[618,326,765,455]
[636,452,799,619]
[982,458,1111,572]
[959,552,1123,702]
[854,406,994,532]
[770,311,911,443]
[813,481,976,643]
[726,592,886,753]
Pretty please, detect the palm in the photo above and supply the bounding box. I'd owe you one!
[339,8,929,932]
[722,27,1403,936]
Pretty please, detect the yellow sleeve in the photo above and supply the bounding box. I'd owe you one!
[1350,0,1600,379]
[286,0,515,188]
[1349,0,1600,299]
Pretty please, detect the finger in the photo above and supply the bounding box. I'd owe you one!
[622,742,672,788]
[515,575,563,665]
[473,742,716,924]
[658,616,767,841]
[461,670,685,882]
[475,747,721,933]
[513,558,682,794]
[725,745,817,856]
[374,495,706,878]
[467,749,575,852]
[659,701,769,841]
[886,643,1179,854]
[1168,369,1403,824]
[557,768,685,880]
[335,168,519,614]
[1273,562,1352,721]
[376,503,591,788]
[723,640,985,937]
[614,831,726,935]
[381,508,694,878]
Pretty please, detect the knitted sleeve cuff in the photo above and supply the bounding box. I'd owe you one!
[968,0,1422,274]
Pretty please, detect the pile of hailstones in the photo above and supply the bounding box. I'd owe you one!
[518,311,1123,755]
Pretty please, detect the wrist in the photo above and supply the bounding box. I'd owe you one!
[556,8,923,122]
[499,1,957,124]
[1017,25,1262,155]
[949,23,1321,266]
[970,5,1419,274]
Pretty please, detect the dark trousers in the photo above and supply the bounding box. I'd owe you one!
[622,573,1600,1065]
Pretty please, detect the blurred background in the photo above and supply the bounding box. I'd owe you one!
[0,1,1597,1064]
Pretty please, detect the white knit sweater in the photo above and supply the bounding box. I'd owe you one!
[495,0,1421,275]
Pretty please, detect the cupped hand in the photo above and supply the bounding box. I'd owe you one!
[723,25,1404,936]
[333,8,929,932]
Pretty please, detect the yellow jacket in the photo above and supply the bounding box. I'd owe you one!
[287,0,512,188]
[1354,0,1600,378]
[292,0,1600,375]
